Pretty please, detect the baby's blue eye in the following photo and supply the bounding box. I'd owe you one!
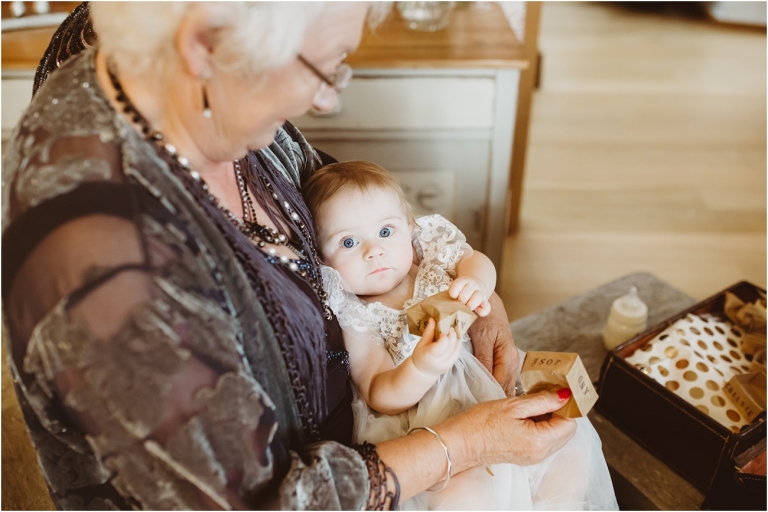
[342,237,357,248]
[379,227,392,237]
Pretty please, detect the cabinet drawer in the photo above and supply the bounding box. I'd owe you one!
[293,77,495,131]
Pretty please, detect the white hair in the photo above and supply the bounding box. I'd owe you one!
[90,2,391,79]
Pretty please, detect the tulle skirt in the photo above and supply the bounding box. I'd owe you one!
[350,344,619,510]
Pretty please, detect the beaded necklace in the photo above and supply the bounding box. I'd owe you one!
[106,61,330,318]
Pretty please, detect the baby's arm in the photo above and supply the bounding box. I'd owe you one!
[346,319,461,415]
[449,249,497,316]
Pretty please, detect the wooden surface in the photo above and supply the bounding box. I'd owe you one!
[1,3,530,70]
[2,336,54,510]
[1,1,78,19]
[506,2,541,233]
[2,3,528,72]
[499,2,766,320]
[1,1,77,70]
[348,2,527,69]
[1,25,56,71]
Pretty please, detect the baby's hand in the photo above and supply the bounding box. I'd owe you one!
[412,318,462,377]
[448,277,492,317]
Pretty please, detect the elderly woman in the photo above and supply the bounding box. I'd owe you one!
[2,2,602,510]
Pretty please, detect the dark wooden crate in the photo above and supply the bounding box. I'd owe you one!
[596,281,766,493]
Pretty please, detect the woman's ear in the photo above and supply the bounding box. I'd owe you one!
[175,4,220,78]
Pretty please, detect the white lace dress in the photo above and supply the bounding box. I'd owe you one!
[323,215,618,511]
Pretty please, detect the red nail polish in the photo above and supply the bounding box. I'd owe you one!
[557,388,571,401]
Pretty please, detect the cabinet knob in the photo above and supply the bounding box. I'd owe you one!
[10,1,26,17]
[416,189,439,211]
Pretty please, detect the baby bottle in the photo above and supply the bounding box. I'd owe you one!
[602,286,648,350]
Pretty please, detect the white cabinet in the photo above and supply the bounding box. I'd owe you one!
[2,68,521,269]
[1,4,527,273]
[292,68,520,270]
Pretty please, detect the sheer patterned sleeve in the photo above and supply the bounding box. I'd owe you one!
[3,160,366,511]
[6,196,273,508]
[4,44,372,511]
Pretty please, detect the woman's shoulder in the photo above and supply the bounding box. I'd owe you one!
[20,49,116,142]
[3,49,129,225]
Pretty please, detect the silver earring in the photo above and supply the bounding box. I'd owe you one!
[201,70,212,119]
[202,85,212,118]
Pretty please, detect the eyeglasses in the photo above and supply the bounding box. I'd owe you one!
[297,54,353,95]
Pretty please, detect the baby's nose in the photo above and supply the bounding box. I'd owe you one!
[364,242,384,259]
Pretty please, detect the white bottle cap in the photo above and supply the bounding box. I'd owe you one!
[610,286,648,325]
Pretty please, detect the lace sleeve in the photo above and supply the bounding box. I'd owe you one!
[413,215,473,278]
[322,266,415,366]
[322,266,385,343]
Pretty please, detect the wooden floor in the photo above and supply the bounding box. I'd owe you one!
[499,2,767,321]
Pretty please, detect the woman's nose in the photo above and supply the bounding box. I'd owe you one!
[311,84,339,114]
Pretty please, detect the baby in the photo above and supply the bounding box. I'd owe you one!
[303,161,617,510]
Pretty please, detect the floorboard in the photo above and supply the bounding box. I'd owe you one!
[500,2,766,321]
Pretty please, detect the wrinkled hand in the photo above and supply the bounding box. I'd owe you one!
[469,293,519,396]
[411,318,462,377]
[448,277,491,317]
[442,390,577,470]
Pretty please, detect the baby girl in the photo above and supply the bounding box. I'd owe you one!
[303,161,617,510]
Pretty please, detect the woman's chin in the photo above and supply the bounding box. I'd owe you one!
[247,136,276,153]
[249,124,285,151]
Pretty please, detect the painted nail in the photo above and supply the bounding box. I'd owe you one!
[557,388,572,401]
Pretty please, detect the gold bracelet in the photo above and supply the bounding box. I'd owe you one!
[409,426,452,493]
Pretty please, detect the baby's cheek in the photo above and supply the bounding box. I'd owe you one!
[339,275,356,293]
[335,266,360,293]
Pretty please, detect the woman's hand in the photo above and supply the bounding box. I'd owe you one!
[468,292,520,396]
[375,389,577,503]
[441,390,578,470]
[412,318,462,377]
[448,277,492,316]
[454,391,576,466]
